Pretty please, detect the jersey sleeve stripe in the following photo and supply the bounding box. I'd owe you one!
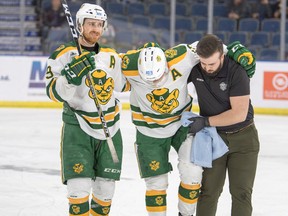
[122,70,139,76]
[167,52,186,68]
[81,104,120,123]
[47,78,64,102]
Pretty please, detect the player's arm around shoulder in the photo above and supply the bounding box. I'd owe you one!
[121,50,140,76]
[165,43,199,67]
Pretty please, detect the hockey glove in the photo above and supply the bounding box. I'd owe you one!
[227,41,256,78]
[61,51,96,85]
[188,116,210,134]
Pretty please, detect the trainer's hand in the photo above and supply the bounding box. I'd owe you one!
[227,41,256,78]
[188,116,210,134]
[61,51,96,85]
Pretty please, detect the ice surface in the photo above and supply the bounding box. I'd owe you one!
[0,108,287,216]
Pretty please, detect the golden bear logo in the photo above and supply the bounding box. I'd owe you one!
[149,160,160,171]
[189,191,198,199]
[121,55,130,69]
[73,163,84,174]
[71,205,80,214]
[102,207,110,214]
[165,48,177,58]
[146,88,179,114]
[86,69,114,105]
[155,196,164,205]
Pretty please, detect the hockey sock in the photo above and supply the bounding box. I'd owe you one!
[178,181,200,204]
[68,195,89,216]
[146,190,167,214]
[90,194,111,216]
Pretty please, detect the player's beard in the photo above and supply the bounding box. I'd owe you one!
[201,61,223,78]
[82,30,101,46]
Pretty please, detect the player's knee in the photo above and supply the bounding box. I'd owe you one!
[92,177,115,201]
[178,160,203,184]
[145,173,168,190]
[67,177,91,198]
[178,134,193,162]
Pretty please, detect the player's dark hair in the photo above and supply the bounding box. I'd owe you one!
[196,34,223,58]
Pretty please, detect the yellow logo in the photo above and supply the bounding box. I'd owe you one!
[156,55,162,62]
[102,207,110,214]
[189,191,198,199]
[165,48,177,58]
[121,55,130,69]
[155,196,164,205]
[146,88,179,114]
[73,163,84,174]
[149,160,160,171]
[86,69,114,105]
[71,205,80,214]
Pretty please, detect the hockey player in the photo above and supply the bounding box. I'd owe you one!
[45,3,127,216]
[121,41,255,216]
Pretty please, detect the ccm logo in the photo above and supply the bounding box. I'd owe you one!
[104,168,121,173]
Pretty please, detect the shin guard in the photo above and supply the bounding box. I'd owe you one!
[90,194,111,216]
[146,190,167,215]
[69,195,89,216]
[178,182,200,215]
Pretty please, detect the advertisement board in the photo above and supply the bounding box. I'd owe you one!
[0,56,287,114]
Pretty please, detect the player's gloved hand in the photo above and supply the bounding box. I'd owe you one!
[188,116,210,134]
[227,41,256,78]
[61,51,96,85]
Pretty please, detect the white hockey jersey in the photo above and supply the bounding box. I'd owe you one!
[46,42,127,140]
[121,43,200,138]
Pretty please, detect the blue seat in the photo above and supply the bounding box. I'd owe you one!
[250,32,270,47]
[259,48,279,60]
[46,28,70,43]
[213,4,228,17]
[238,18,259,31]
[148,3,167,16]
[214,31,227,42]
[153,17,170,30]
[155,31,181,48]
[195,17,208,31]
[271,33,288,47]
[184,31,204,44]
[115,30,134,48]
[176,17,192,31]
[134,31,158,46]
[131,15,150,27]
[109,15,129,31]
[191,4,207,17]
[69,1,82,14]
[176,3,187,16]
[155,30,170,49]
[106,2,125,15]
[216,18,237,32]
[127,3,145,16]
[261,18,280,32]
[228,32,249,46]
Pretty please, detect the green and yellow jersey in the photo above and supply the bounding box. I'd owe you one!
[122,43,200,138]
[45,42,127,140]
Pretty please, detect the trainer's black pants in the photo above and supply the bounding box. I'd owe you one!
[196,124,260,216]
